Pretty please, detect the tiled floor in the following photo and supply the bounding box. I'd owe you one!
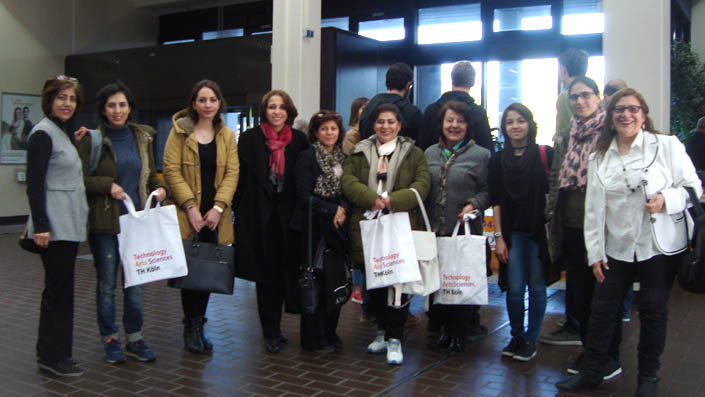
[1,231,705,397]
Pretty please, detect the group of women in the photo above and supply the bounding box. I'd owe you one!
[26,74,700,397]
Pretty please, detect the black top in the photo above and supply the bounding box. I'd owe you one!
[26,116,73,233]
[198,140,217,243]
[419,90,494,152]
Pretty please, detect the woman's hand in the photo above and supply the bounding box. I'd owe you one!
[382,196,394,211]
[645,193,665,214]
[372,197,386,211]
[187,206,204,233]
[152,188,167,202]
[591,260,609,283]
[333,206,346,229]
[33,232,51,248]
[494,236,508,264]
[202,208,222,231]
[110,182,126,200]
[458,203,475,222]
[74,127,90,142]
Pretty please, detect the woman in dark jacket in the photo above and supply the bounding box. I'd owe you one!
[424,100,491,354]
[293,110,350,352]
[488,103,558,362]
[78,81,166,363]
[26,76,87,377]
[233,90,309,353]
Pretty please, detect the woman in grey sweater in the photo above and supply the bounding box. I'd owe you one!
[424,100,490,353]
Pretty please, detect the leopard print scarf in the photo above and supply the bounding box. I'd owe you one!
[313,141,346,199]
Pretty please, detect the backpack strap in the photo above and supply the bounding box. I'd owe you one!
[87,129,102,176]
[538,144,550,181]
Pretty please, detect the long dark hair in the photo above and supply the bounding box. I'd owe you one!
[500,103,538,148]
[96,81,136,125]
[187,79,226,130]
[595,87,659,156]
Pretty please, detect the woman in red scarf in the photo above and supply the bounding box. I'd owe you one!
[233,90,309,353]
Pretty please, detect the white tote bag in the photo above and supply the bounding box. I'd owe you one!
[433,221,488,305]
[117,192,188,288]
[361,210,421,290]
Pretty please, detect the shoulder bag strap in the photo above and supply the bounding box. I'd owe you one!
[409,187,432,232]
[538,144,550,181]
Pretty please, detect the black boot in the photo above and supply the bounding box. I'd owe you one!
[448,336,465,354]
[183,317,205,354]
[556,372,602,392]
[197,316,213,352]
[635,375,659,397]
[427,333,451,349]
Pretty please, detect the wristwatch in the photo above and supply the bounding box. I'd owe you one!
[213,205,224,214]
[494,232,503,238]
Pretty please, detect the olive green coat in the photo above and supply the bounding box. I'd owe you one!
[342,136,431,268]
[78,122,166,234]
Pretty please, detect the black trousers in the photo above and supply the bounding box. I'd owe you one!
[583,254,678,378]
[181,290,210,317]
[256,281,285,339]
[564,227,596,342]
[300,303,341,349]
[369,287,409,341]
[37,241,78,363]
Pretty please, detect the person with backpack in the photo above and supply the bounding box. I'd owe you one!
[488,103,559,361]
[78,81,166,364]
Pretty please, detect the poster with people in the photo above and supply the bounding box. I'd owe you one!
[1,93,41,164]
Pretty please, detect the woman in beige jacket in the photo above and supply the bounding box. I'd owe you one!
[163,79,239,354]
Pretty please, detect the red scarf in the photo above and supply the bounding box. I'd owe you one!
[261,122,292,179]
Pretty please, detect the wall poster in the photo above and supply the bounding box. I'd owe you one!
[1,92,42,164]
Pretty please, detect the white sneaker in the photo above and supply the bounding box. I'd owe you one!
[386,338,403,365]
[367,330,387,354]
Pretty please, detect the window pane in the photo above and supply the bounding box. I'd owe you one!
[202,28,244,40]
[417,4,482,44]
[359,18,405,41]
[562,0,603,35]
[486,58,558,145]
[163,39,195,45]
[493,5,552,32]
[587,55,605,95]
[322,17,349,31]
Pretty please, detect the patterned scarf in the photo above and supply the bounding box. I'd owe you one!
[313,141,346,199]
[558,109,605,190]
[261,122,292,182]
[375,137,397,194]
[433,139,473,233]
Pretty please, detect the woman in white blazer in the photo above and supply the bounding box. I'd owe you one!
[556,88,702,395]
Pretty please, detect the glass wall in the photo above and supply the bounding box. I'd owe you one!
[322,17,349,31]
[417,4,482,44]
[359,18,405,41]
[562,0,604,35]
[493,5,553,32]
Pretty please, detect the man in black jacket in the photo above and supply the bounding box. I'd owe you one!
[359,62,423,142]
[419,61,493,152]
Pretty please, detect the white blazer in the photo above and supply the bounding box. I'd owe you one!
[584,131,703,265]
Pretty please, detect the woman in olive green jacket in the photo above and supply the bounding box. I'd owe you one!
[78,81,166,363]
[163,80,239,354]
[342,103,430,366]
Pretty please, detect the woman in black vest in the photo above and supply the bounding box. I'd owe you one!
[233,90,309,353]
[26,76,87,377]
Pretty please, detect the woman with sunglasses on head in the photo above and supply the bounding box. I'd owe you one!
[233,90,309,353]
[78,81,166,364]
[25,75,87,377]
[164,79,239,354]
[556,89,701,396]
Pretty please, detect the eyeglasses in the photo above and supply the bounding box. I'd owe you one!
[56,75,78,82]
[568,92,595,102]
[613,105,642,114]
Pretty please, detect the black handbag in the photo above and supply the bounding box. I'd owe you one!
[678,186,705,294]
[298,197,321,314]
[168,232,235,295]
[18,226,46,254]
[321,244,352,312]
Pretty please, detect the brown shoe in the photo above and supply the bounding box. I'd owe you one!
[359,314,376,323]
[406,313,422,326]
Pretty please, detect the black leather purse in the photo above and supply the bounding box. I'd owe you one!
[678,186,705,294]
[18,226,46,254]
[168,231,235,295]
[298,197,321,314]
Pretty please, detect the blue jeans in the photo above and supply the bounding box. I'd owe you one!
[89,233,143,342]
[506,232,547,342]
[352,268,373,315]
